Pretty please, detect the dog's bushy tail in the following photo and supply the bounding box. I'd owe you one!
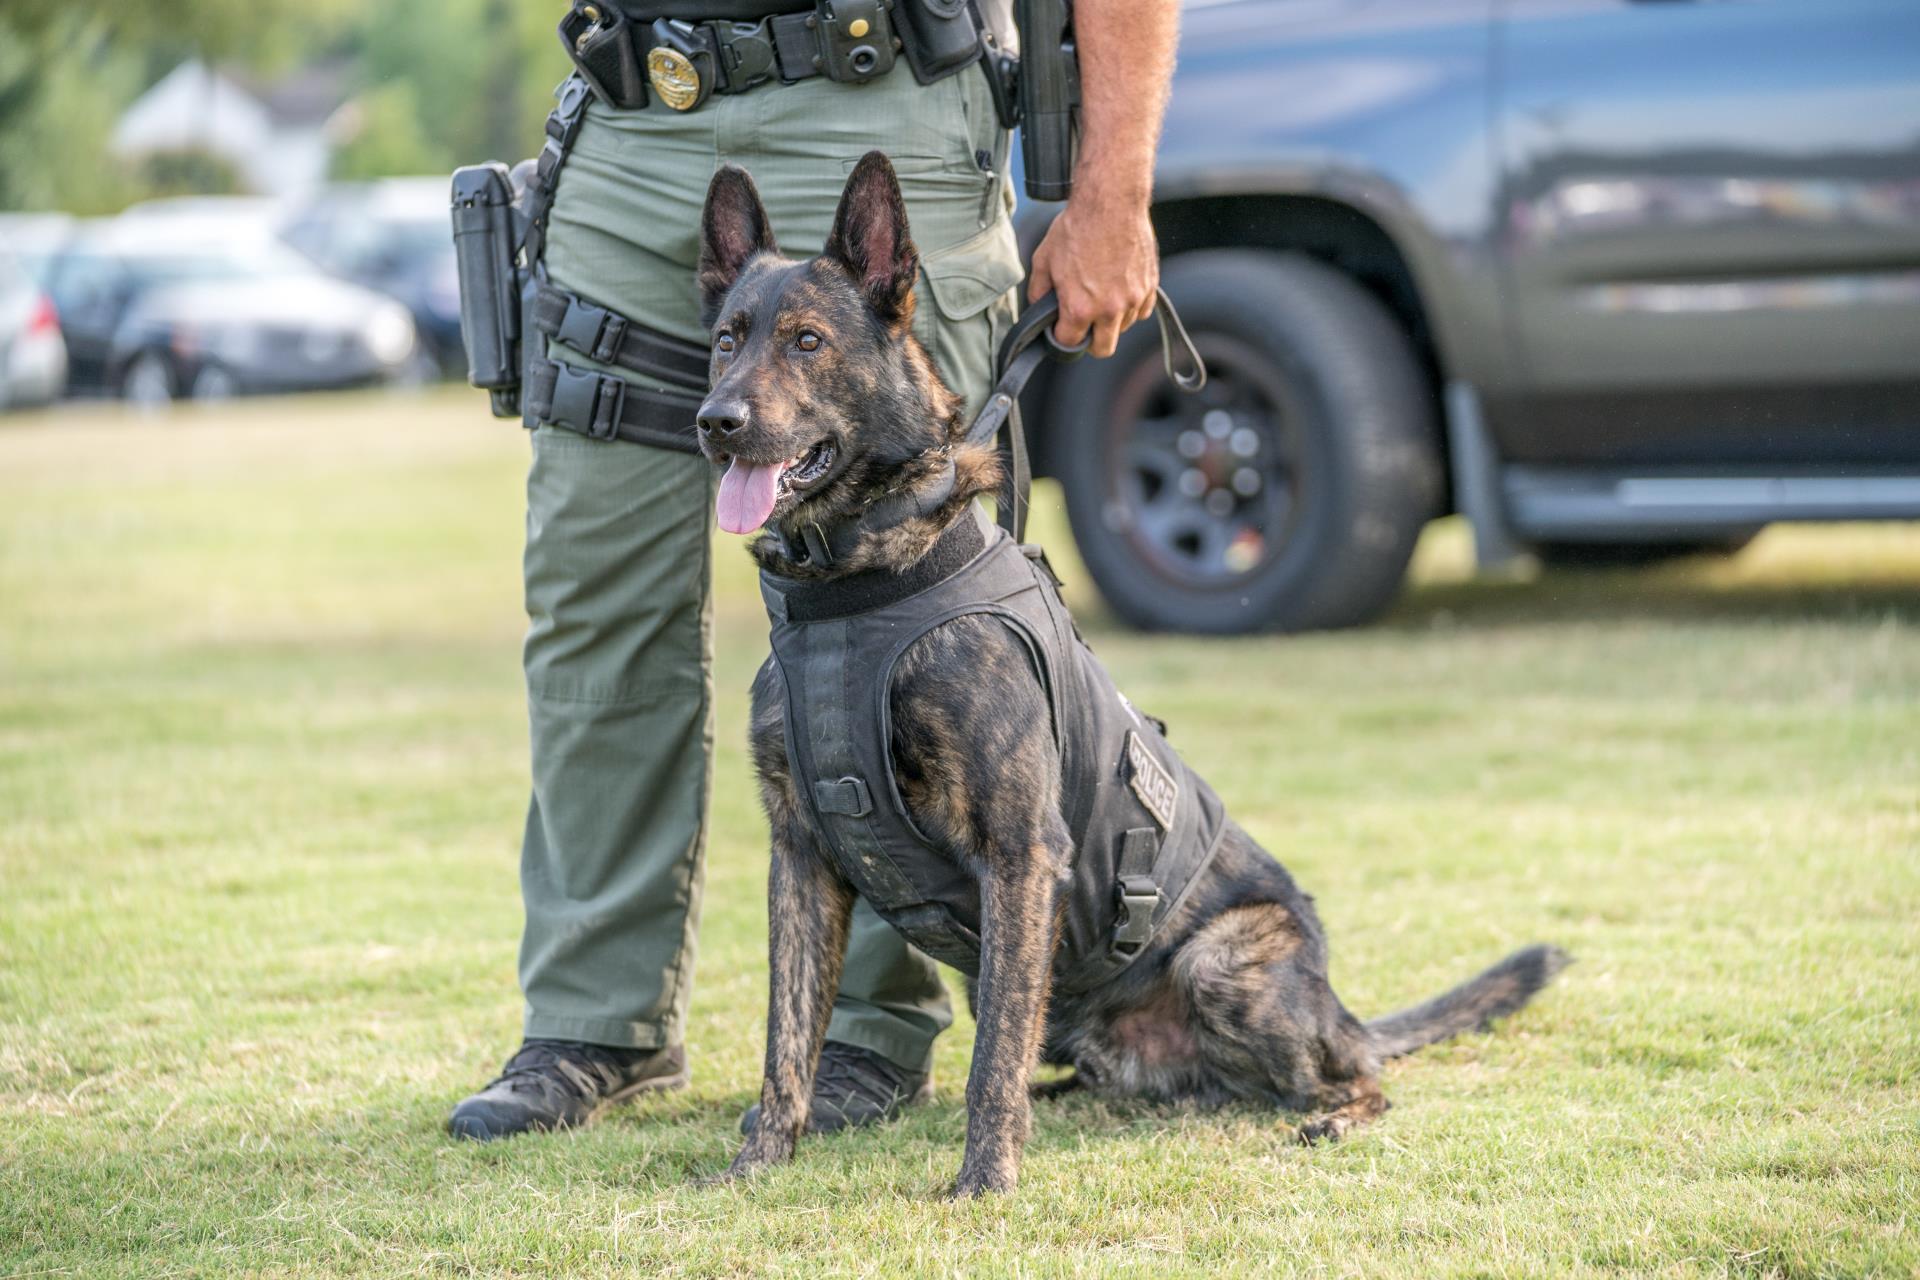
[1366,944,1571,1060]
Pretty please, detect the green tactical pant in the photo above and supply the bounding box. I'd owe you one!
[517,63,1025,1070]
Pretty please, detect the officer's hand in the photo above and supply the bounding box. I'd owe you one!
[1027,177,1158,359]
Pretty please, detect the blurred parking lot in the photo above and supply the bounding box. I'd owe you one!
[0,181,458,410]
[4,0,1917,633]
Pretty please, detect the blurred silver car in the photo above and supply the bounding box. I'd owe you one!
[281,178,464,379]
[0,250,67,410]
[43,218,418,407]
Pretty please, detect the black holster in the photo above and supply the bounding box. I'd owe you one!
[1011,0,1078,202]
[450,76,594,419]
[450,162,524,417]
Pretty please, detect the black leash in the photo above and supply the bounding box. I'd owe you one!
[967,287,1206,542]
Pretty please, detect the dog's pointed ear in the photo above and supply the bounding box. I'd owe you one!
[699,165,777,327]
[824,151,918,323]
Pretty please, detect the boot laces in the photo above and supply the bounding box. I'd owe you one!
[492,1039,632,1101]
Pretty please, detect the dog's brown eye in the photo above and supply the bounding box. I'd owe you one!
[796,331,821,352]
[715,333,735,355]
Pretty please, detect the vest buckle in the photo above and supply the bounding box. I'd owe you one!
[1111,874,1160,958]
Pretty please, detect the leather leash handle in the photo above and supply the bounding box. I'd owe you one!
[995,290,1092,371]
[1151,286,1207,394]
[968,288,1208,543]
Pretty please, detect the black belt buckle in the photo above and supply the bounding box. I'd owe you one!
[556,296,628,365]
[815,0,896,84]
[648,18,716,111]
[548,364,628,441]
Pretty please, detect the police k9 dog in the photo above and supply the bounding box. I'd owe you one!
[694,152,1567,1197]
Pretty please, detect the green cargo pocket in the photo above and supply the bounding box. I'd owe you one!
[914,218,1025,419]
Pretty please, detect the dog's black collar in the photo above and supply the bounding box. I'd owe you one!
[762,505,986,623]
[758,454,956,570]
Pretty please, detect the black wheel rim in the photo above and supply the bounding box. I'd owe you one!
[1099,332,1305,588]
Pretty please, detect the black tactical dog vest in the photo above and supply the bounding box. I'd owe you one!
[759,507,1228,995]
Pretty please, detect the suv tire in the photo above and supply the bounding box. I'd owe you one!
[1048,250,1442,633]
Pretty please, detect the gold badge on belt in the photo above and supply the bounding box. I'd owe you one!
[648,46,702,111]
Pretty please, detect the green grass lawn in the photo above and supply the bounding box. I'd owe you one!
[2,391,1916,1278]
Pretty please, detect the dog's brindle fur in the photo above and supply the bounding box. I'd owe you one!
[698,153,1568,1197]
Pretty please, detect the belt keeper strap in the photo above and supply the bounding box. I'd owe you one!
[769,13,821,80]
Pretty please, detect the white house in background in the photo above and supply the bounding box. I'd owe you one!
[111,60,351,198]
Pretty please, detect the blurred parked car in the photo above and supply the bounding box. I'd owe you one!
[41,219,418,407]
[281,178,462,380]
[0,250,67,410]
[1015,0,1920,632]
[0,214,79,288]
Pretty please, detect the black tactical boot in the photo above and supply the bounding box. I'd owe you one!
[739,1041,933,1136]
[447,1039,688,1141]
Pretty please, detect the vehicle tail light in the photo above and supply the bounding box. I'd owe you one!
[26,294,58,335]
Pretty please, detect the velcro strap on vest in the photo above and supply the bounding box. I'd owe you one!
[813,776,873,817]
[524,357,703,453]
[530,284,711,389]
[1111,827,1161,958]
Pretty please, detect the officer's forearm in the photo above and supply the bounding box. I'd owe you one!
[1023,0,1177,353]
[1069,0,1179,208]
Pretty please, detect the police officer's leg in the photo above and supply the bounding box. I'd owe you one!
[450,100,717,1140]
[515,103,718,1058]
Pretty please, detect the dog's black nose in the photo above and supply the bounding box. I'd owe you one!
[698,400,748,437]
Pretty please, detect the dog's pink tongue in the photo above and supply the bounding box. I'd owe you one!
[716,457,784,534]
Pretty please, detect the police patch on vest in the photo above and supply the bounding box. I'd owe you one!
[1124,731,1178,830]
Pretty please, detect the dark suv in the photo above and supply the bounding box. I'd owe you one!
[1020,0,1920,632]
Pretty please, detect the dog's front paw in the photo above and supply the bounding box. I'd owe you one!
[946,1162,1017,1199]
[698,1134,794,1187]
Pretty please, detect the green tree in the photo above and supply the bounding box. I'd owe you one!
[345,0,568,174]
[0,0,570,210]
[329,82,445,181]
[0,15,143,213]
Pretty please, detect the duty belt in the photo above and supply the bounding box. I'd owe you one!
[562,0,900,113]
